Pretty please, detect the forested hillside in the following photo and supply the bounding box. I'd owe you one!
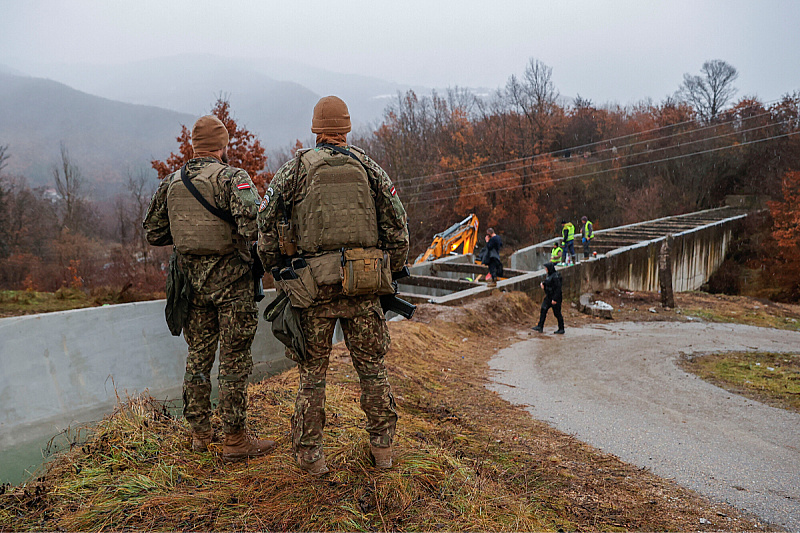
[1,59,799,301]
[0,72,193,196]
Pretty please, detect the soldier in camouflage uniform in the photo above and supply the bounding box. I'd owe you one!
[143,115,276,461]
[257,96,409,475]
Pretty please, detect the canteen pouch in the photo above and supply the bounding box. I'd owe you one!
[275,263,318,308]
[341,247,384,296]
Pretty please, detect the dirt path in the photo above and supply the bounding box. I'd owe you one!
[488,322,800,532]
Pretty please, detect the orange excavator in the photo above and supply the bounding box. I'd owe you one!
[414,214,480,265]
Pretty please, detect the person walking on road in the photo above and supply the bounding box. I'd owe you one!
[561,219,577,265]
[581,216,594,259]
[532,262,565,334]
[257,96,409,475]
[143,115,276,461]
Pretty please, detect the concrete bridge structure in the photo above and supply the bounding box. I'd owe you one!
[0,204,754,484]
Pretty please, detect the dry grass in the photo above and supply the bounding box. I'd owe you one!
[0,291,780,532]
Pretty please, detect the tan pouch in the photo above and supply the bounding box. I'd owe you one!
[377,251,395,295]
[307,252,342,286]
[275,266,318,308]
[341,248,384,296]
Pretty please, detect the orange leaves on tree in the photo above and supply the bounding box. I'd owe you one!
[151,98,272,194]
[768,171,800,299]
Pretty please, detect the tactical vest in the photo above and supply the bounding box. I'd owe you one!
[563,222,575,242]
[292,148,378,255]
[583,220,594,239]
[166,163,244,255]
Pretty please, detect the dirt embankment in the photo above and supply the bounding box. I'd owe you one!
[2,290,795,531]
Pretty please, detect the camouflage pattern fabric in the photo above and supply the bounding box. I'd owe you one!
[257,145,409,272]
[182,273,257,434]
[257,145,407,462]
[292,295,397,463]
[144,157,261,294]
[143,156,261,435]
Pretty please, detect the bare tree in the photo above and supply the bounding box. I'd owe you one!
[52,142,85,231]
[0,144,9,174]
[504,58,560,154]
[680,60,738,123]
[126,168,157,262]
[0,145,9,257]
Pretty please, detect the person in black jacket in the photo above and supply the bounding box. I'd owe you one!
[532,262,565,334]
[482,228,503,287]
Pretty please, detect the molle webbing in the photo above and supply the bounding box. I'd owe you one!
[167,163,242,255]
[292,149,378,254]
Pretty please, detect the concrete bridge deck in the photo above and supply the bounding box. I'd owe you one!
[401,205,750,306]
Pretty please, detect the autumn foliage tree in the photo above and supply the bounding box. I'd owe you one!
[151,98,271,193]
[768,171,800,300]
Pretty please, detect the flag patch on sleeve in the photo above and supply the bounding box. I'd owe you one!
[390,186,396,196]
[237,183,251,190]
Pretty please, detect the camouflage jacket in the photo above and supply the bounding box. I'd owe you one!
[257,145,409,273]
[143,157,261,294]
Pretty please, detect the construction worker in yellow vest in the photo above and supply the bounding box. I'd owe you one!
[550,242,563,264]
[561,219,577,264]
[581,216,594,259]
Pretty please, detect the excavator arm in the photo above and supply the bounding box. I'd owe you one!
[414,214,480,265]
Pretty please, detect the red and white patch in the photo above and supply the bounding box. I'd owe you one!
[390,186,396,196]
[237,183,251,190]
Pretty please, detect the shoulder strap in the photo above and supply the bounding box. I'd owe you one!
[180,164,236,225]
[317,143,371,175]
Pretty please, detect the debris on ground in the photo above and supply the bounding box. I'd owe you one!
[579,293,614,319]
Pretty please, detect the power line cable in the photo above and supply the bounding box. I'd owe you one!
[405,118,796,199]
[411,130,800,205]
[398,107,781,189]
[393,97,784,185]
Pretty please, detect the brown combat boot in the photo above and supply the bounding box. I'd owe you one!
[191,429,214,452]
[370,445,393,469]
[297,454,329,476]
[222,431,276,462]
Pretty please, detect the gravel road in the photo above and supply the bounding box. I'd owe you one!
[488,322,800,532]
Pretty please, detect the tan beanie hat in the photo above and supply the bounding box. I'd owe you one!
[311,96,351,134]
[191,115,229,152]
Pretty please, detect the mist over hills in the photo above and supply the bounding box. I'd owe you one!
[0,55,490,198]
[16,54,432,147]
[0,71,194,198]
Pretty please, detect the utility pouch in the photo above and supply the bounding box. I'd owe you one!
[275,263,318,308]
[264,291,307,362]
[341,247,384,296]
[377,251,395,295]
[277,220,298,257]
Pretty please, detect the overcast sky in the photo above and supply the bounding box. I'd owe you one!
[1,0,798,105]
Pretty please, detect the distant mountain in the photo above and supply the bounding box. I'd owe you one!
[0,72,194,198]
[18,54,432,147]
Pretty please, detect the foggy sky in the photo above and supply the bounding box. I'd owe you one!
[1,0,799,105]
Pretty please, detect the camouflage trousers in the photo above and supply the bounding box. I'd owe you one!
[293,296,397,463]
[183,274,257,435]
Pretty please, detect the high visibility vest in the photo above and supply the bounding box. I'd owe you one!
[562,222,575,243]
[583,220,594,240]
[551,246,562,263]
